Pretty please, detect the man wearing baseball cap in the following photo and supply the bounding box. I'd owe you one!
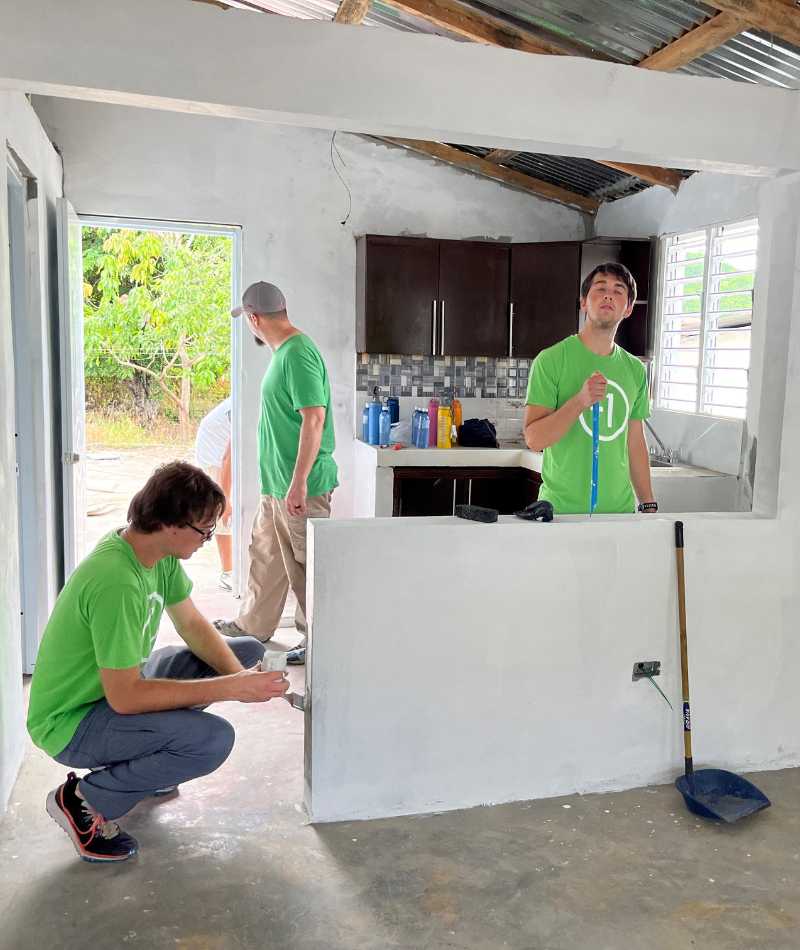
[215,282,338,664]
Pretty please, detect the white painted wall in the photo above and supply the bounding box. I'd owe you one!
[306,512,794,821]
[3,0,800,176]
[595,173,765,491]
[31,96,588,568]
[0,92,63,811]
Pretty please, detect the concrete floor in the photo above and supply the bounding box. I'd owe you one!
[2,686,799,950]
[3,450,798,948]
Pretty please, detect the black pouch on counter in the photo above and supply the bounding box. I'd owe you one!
[458,418,499,448]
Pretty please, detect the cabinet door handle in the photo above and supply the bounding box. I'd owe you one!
[440,300,446,355]
[432,300,438,356]
[508,301,515,358]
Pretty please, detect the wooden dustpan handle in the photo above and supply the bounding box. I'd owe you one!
[675,521,693,776]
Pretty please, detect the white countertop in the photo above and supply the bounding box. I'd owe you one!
[354,438,727,478]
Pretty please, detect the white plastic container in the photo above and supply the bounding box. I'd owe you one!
[261,651,288,672]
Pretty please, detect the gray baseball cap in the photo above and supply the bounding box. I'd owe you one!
[231,281,287,317]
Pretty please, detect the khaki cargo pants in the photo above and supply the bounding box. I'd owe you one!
[237,492,332,642]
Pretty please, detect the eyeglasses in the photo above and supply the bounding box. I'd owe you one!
[184,522,216,542]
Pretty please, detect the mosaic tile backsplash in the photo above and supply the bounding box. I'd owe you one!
[356,353,531,400]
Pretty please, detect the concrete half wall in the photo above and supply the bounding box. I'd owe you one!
[306,513,797,822]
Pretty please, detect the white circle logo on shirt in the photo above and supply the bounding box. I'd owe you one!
[578,379,630,443]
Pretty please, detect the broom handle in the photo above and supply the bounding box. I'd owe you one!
[675,521,693,776]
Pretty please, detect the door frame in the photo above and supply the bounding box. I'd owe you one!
[74,215,244,591]
[7,156,39,672]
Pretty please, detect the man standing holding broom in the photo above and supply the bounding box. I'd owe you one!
[523,262,657,515]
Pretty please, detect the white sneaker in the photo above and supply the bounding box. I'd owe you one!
[218,571,233,591]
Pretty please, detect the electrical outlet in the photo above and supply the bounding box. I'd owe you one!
[632,660,661,681]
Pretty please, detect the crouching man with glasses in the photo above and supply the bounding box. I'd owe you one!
[27,461,289,863]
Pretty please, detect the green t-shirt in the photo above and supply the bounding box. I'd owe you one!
[27,530,193,756]
[258,333,338,499]
[526,334,650,514]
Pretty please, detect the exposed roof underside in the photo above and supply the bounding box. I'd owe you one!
[217,0,800,209]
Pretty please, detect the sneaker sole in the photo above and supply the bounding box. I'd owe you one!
[46,789,138,863]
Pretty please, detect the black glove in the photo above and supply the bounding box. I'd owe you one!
[514,499,554,523]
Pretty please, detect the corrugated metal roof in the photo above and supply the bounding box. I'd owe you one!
[227,0,456,35]
[679,28,800,88]
[451,144,661,201]
[461,0,717,63]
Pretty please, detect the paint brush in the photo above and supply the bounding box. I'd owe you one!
[590,401,600,517]
[285,691,305,711]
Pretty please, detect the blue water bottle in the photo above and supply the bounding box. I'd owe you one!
[387,396,400,425]
[379,405,391,446]
[418,412,429,449]
[362,404,369,442]
[367,397,381,445]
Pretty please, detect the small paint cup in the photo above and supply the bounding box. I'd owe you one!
[261,651,288,672]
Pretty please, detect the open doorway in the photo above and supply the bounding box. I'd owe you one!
[76,217,242,612]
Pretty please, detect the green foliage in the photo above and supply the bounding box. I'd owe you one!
[83,227,232,398]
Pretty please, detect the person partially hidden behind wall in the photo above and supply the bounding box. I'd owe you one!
[27,462,289,863]
[524,262,658,515]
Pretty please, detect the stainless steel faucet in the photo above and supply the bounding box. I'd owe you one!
[644,419,676,464]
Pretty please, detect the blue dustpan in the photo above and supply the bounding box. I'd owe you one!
[673,523,771,824]
[676,769,771,823]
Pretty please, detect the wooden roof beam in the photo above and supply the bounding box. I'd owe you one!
[333,0,371,24]
[637,11,748,71]
[483,148,520,164]
[596,161,683,193]
[482,148,683,192]
[377,0,590,56]
[381,138,599,214]
[706,0,800,48]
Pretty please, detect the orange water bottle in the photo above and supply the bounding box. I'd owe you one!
[437,406,453,449]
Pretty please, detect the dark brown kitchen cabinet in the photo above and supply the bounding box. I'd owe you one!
[437,241,510,357]
[357,235,510,357]
[509,242,581,358]
[356,235,439,354]
[392,467,541,517]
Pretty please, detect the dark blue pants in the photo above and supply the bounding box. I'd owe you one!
[54,637,265,820]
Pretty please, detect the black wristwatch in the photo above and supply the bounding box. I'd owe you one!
[637,502,658,513]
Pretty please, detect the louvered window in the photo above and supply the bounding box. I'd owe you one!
[656,218,758,419]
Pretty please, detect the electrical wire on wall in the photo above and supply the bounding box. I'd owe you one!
[330,131,352,227]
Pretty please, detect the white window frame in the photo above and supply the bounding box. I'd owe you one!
[654,217,758,420]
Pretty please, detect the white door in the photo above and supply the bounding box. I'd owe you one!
[57,198,87,579]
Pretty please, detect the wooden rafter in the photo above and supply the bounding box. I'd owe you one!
[706,0,800,48]
[377,0,586,56]
[333,0,371,24]
[381,138,600,213]
[596,162,684,192]
[482,149,682,193]
[638,12,748,70]
[483,148,520,164]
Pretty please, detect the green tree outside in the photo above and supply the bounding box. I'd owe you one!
[83,227,232,440]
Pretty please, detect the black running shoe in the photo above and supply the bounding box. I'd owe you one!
[46,772,138,863]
